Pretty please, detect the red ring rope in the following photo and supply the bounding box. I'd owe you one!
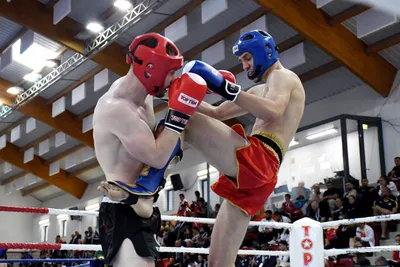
[0,206,49,214]
[0,243,61,250]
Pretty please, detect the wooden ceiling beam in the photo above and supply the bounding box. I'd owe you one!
[0,142,87,198]
[45,65,105,105]
[0,78,93,148]
[0,0,127,76]
[18,129,59,152]
[254,0,397,97]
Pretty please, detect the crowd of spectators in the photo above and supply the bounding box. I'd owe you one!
[4,157,400,267]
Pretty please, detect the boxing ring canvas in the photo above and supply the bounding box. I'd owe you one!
[276,114,385,193]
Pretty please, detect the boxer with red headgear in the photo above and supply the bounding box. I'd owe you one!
[93,32,207,267]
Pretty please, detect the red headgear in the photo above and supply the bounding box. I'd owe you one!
[126,33,183,96]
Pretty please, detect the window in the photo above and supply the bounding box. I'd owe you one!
[43,225,49,242]
[61,220,67,237]
[201,179,209,199]
[167,190,174,211]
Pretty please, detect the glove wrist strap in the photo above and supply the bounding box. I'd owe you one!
[164,109,190,134]
[224,81,241,102]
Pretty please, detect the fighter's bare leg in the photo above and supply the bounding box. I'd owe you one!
[98,183,154,218]
[112,239,154,267]
[209,200,250,267]
[184,112,251,267]
[184,112,247,177]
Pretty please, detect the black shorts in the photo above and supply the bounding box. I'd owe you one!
[99,201,161,265]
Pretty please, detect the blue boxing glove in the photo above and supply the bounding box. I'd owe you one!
[182,60,241,102]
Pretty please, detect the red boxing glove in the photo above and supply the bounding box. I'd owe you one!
[205,70,236,94]
[165,73,208,134]
[218,70,237,84]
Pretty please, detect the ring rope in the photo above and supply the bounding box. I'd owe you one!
[0,205,291,229]
[320,214,399,227]
[1,205,399,229]
[0,243,290,256]
[2,242,400,257]
[0,258,96,263]
[324,245,400,256]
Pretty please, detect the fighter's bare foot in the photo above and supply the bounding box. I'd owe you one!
[98,181,129,202]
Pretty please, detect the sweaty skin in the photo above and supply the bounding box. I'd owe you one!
[93,70,179,215]
[184,53,305,267]
[93,69,179,267]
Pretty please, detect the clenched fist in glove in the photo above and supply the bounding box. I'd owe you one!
[182,60,241,102]
[164,72,208,134]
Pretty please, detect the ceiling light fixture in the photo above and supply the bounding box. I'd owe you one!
[12,39,58,70]
[114,0,133,10]
[6,86,24,95]
[86,22,104,33]
[306,128,338,140]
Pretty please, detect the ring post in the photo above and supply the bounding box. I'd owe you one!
[290,217,324,267]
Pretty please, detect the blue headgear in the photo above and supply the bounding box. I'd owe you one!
[232,30,279,82]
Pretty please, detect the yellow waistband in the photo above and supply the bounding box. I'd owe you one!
[250,131,286,155]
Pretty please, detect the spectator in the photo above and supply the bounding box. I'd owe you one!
[332,198,345,220]
[256,210,276,245]
[343,195,358,219]
[343,181,358,200]
[212,204,220,218]
[393,234,400,262]
[322,181,342,211]
[0,249,6,267]
[85,227,100,244]
[276,240,289,267]
[274,212,291,242]
[307,200,331,222]
[177,194,191,217]
[280,194,295,216]
[309,184,322,204]
[375,256,388,265]
[354,223,375,247]
[291,181,311,200]
[325,215,356,249]
[358,178,377,217]
[379,176,400,201]
[373,186,398,239]
[389,157,400,179]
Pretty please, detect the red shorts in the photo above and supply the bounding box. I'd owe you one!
[211,124,283,216]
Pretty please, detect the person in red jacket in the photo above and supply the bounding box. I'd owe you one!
[280,194,295,216]
[392,234,400,262]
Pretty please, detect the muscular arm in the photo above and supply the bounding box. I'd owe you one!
[235,71,294,122]
[107,102,179,169]
[196,100,248,121]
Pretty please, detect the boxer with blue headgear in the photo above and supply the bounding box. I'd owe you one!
[233,30,279,82]
[180,29,306,267]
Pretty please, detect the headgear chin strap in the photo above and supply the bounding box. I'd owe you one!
[232,30,279,83]
[126,33,183,96]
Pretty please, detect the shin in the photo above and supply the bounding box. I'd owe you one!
[208,201,250,267]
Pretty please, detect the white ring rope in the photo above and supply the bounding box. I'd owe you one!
[4,243,400,257]
[324,245,400,256]
[4,205,400,229]
[320,214,400,228]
